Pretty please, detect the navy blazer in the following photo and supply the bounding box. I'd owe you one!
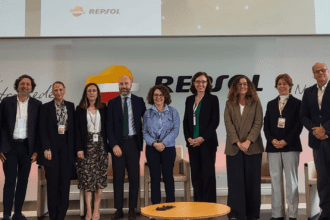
[300,83,330,149]
[75,105,109,155]
[0,95,42,156]
[264,95,303,152]
[183,92,220,148]
[37,100,75,167]
[107,94,146,151]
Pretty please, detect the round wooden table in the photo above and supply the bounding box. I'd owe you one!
[141,202,230,219]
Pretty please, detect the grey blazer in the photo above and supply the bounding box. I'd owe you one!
[224,99,264,156]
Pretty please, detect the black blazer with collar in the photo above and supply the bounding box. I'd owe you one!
[264,95,303,152]
[106,94,146,151]
[300,83,330,149]
[75,105,109,155]
[0,95,42,156]
[183,92,220,148]
[37,100,75,167]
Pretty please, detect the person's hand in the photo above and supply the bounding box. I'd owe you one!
[77,151,85,159]
[278,140,287,148]
[241,140,251,152]
[194,137,204,146]
[236,141,244,151]
[318,134,328,140]
[113,145,122,157]
[44,150,52,161]
[272,139,281,148]
[31,152,38,163]
[188,138,194,146]
[153,142,165,152]
[312,127,326,139]
[0,152,6,163]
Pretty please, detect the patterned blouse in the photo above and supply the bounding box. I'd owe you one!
[54,100,68,130]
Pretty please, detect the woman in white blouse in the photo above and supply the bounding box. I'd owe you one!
[76,83,109,220]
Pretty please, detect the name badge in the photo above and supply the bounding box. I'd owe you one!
[58,125,65,134]
[93,134,99,142]
[193,116,196,126]
[17,118,25,128]
[278,117,286,128]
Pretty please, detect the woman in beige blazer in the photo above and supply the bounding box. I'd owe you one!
[224,75,264,220]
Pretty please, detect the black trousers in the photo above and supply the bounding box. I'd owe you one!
[313,141,330,217]
[146,145,176,204]
[44,142,72,220]
[187,143,217,203]
[111,137,140,211]
[2,140,31,216]
[226,151,262,220]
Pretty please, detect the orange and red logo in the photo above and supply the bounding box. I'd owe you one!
[86,65,141,103]
[70,6,85,17]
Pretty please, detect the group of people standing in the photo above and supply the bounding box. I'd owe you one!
[0,62,329,220]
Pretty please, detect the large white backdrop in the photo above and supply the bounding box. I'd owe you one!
[0,36,328,201]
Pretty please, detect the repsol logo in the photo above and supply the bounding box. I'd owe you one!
[89,9,120,14]
[155,75,263,93]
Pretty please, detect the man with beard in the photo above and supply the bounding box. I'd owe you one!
[107,75,146,220]
[0,75,42,220]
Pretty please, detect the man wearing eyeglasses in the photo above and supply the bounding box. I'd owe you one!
[107,75,146,220]
[300,62,330,220]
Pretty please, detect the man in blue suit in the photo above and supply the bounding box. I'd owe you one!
[0,75,42,220]
[300,62,330,220]
[107,75,146,220]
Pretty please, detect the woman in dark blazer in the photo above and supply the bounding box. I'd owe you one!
[224,75,263,220]
[75,83,108,220]
[183,71,220,203]
[38,81,75,220]
[264,74,303,220]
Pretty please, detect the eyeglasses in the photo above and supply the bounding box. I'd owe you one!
[313,68,328,74]
[194,81,207,84]
[153,94,164,97]
[238,83,248,87]
[87,89,97,93]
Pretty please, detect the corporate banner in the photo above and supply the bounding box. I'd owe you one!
[40,0,161,36]
[0,1,25,37]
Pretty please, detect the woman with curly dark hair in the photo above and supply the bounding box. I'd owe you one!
[183,72,220,202]
[224,75,264,220]
[143,84,180,204]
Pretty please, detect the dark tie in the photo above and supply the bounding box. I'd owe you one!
[123,97,129,136]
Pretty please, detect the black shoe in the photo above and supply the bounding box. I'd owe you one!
[289,218,297,220]
[128,211,137,220]
[2,215,10,220]
[111,211,124,220]
[271,218,284,220]
[12,213,26,220]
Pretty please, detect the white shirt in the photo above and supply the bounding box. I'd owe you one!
[87,109,101,133]
[317,79,329,110]
[239,103,244,115]
[13,96,29,139]
[278,95,289,116]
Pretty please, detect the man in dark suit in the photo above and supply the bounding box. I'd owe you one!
[300,62,330,220]
[0,75,42,220]
[37,81,75,220]
[107,75,146,220]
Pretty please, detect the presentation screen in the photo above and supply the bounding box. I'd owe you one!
[1,0,330,37]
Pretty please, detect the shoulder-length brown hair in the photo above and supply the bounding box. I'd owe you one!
[275,73,293,93]
[190,72,213,95]
[227,75,259,107]
[146,84,172,105]
[78,83,105,109]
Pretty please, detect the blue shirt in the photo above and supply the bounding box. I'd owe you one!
[143,104,180,147]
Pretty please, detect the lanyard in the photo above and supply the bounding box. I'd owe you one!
[278,97,288,117]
